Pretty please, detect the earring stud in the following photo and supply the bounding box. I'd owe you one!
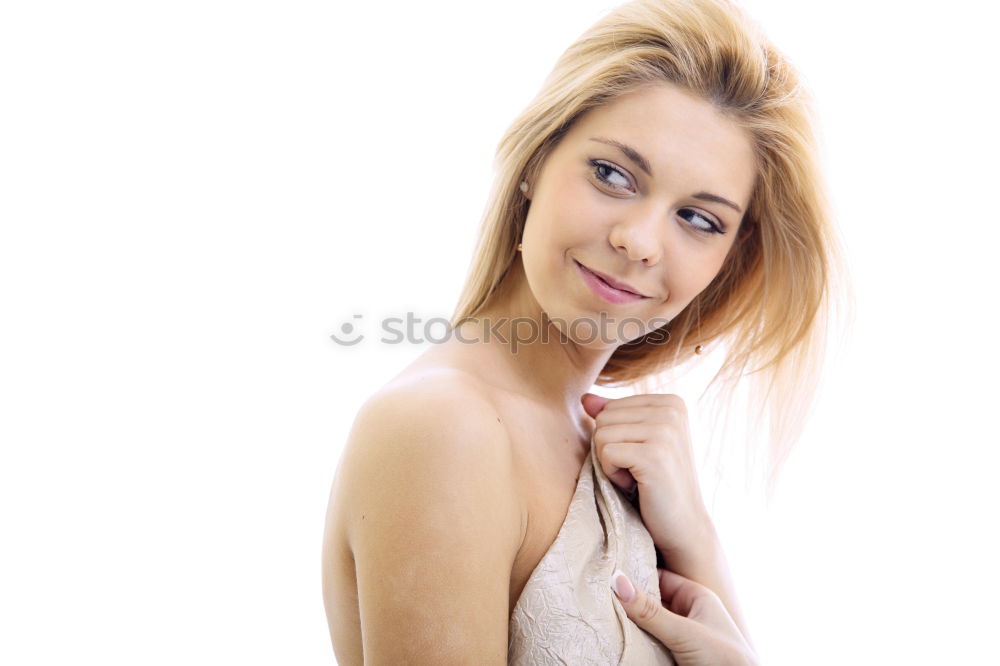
[694,344,704,355]
[519,181,529,194]
[516,243,523,251]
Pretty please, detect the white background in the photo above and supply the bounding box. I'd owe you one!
[2,0,998,664]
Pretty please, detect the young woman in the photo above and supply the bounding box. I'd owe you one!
[323,0,844,663]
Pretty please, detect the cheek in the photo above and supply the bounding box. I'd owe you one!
[667,249,731,302]
[540,174,608,242]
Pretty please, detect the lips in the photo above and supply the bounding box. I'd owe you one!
[575,260,648,298]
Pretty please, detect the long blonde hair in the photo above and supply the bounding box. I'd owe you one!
[449,0,852,497]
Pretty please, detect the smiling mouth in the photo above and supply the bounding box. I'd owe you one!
[575,260,644,296]
[575,259,649,304]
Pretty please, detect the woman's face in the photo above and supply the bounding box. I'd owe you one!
[520,82,757,346]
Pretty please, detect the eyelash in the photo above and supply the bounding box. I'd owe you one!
[589,159,727,236]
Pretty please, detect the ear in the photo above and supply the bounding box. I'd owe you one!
[519,180,533,201]
[520,154,547,201]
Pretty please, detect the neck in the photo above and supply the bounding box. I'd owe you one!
[451,255,617,420]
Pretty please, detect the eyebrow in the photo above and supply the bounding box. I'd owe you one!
[588,136,743,214]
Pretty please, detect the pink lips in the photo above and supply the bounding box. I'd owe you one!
[575,260,648,304]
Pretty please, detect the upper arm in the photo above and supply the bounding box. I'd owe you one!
[340,380,522,665]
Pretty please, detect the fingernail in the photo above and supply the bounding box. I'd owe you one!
[611,569,635,603]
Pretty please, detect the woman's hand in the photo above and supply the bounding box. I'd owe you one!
[581,392,714,562]
[582,392,756,646]
[611,568,759,666]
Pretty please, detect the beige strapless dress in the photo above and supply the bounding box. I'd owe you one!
[507,437,677,665]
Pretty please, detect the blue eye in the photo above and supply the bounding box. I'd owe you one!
[590,159,632,191]
[589,158,727,236]
[679,209,726,235]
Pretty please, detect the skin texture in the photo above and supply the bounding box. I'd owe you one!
[323,81,760,663]
[325,375,523,665]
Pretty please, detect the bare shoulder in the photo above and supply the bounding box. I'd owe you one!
[337,369,519,533]
[331,370,523,663]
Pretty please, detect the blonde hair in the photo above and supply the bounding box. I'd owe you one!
[449,0,852,497]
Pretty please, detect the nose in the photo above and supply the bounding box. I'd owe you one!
[608,203,663,266]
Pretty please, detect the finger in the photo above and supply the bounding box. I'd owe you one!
[610,569,708,653]
[593,421,685,490]
[581,392,612,419]
[598,393,687,411]
[599,441,664,487]
[656,568,704,616]
[595,442,639,492]
[608,468,637,496]
[593,422,659,445]
[657,569,737,632]
[594,405,683,427]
